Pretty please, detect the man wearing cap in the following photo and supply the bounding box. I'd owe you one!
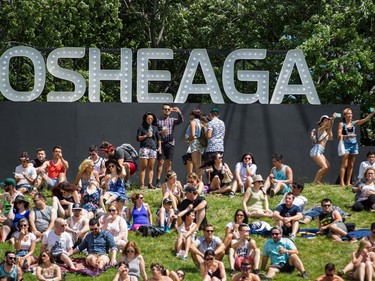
[157,197,176,233]
[66,203,89,248]
[29,192,57,240]
[260,226,307,280]
[100,141,135,187]
[41,218,76,270]
[155,104,183,188]
[273,192,302,242]
[36,146,69,189]
[0,178,22,223]
[232,259,261,281]
[205,107,225,161]
[178,186,207,230]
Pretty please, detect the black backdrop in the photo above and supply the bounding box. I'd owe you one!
[1,102,371,184]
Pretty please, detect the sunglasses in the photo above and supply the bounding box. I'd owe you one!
[241,266,251,271]
[19,224,28,227]
[244,157,251,160]
[42,254,48,258]
[138,197,144,200]
[205,230,214,233]
[236,214,244,217]
[108,165,116,168]
[89,153,96,156]
[205,257,214,261]
[126,250,135,253]
[7,256,16,260]
[323,204,331,207]
[90,228,98,231]
[109,209,117,212]
[271,233,280,236]
[163,108,171,111]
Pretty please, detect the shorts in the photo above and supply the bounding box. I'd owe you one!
[235,256,253,270]
[125,162,137,175]
[46,177,59,188]
[270,262,295,273]
[16,250,29,257]
[302,206,321,220]
[139,147,157,159]
[16,184,33,192]
[278,184,291,195]
[53,253,64,264]
[325,222,347,238]
[189,139,204,154]
[344,142,359,155]
[310,144,325,157]
[157,143,174,161]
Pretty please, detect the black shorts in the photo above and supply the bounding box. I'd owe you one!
[157,143,174,161]
[270,262,295,273]
[53,253,64,264]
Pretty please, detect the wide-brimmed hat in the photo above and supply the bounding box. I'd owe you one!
[72,203,82,210]
[105,159,121,170]
[14,195,29,208]
[252,175,264,184]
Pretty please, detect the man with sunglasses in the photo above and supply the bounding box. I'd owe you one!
[190,224,225,265]
[317,198,357,243]
[88,145,106,179]
[0,251,22,281]
[41,218,76,270]
[156,104,183,188]
[71,218,117,270]
[232,259,260,281]
[260,226,307,280]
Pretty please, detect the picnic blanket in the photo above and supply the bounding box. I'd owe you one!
[299,228,370,240]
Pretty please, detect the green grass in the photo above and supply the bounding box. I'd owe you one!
[4,184,372,281]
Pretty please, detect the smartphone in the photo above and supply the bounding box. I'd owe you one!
[370,107,374,113]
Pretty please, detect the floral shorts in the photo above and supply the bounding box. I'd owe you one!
[139,147,157,159]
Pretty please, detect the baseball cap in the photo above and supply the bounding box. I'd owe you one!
[210,107,220,113]
[163,198,172,204]
[183,186,197,193]
[72,203,82,210]
[0,178,16,187]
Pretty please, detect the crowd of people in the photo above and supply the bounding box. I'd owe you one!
[0,105,374,281]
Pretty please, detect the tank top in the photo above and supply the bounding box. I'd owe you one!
[0,263,18,280]
[132,204,150,226]
[273,165,288,181]
[47,160,65,179]
[124,256,141,279]
[247,188,265,212]
[342,121,357,144]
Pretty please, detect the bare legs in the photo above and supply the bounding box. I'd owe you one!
[312,155,331,184]
[340,154,356,186]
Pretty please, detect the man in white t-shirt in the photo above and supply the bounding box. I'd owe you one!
[41,218,76,270]
[14,152,37,195]
[278,182,307,210]
[357,151,375,181]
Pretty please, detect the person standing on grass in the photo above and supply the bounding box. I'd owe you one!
[156,104,184,188]
[338,108,375,187]
[260,226,308,280]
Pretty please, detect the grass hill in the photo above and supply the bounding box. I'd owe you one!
[3,183,373,281]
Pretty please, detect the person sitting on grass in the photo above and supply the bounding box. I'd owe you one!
[161,170,183,210]
[260,226,308,280]
[278,181,307,211]
[317,198,357,243]
[119,241,147,281]
[175,210,197,260]
[273,192,302,242]
[315,262,344,281]
[147,263,173,281]
[112,262,138,281]
[36,250,62,281]
[351,166,375,212]
[231,259,260,281]
[190,224,225,265]
[228,223,261,277]
[157,198,176,233]
[350,240,374,281]
[199,249,226,281]
[223,209,249,250]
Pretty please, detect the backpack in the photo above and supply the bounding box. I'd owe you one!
[118,143,139,162]
[138,225,165,237]
[197,121,208,148]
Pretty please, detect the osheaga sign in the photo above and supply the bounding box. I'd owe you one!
[0,46,320,104]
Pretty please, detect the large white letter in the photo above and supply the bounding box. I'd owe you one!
[136,48,173,103]
[89,48,132,102]
[175,49,224,104]
[223,49,269,104]
[271,49,320,104]
[46,47,86,102]
[0,46,45,101]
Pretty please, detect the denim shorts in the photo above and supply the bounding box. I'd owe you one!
[344,142,359,155]
[310,144,325,157]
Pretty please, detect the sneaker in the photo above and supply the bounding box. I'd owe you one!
[258,273,273,280]
[290,234,296,242]
[253,269,260,275]
[301,271,308,279]
[159,226,165,232]
[176,252,181,258]
[298,220,306,224]
[229,191,235,198]
[148,183,156,189]
[165,226,171,233]
[140,185,146,190]
[124,180,130,188]
[269,188,275,198]
[22,259,29,271]
[156,181,162,189]
[182,256,188,260]
[230,269,236,276]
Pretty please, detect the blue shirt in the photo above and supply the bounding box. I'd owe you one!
[77,230,117,255]
[262,237,296,265]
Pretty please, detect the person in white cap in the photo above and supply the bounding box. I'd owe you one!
[310,114,335,185]
[66,203,89,248]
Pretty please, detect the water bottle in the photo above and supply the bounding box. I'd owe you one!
[148,125,153,138]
